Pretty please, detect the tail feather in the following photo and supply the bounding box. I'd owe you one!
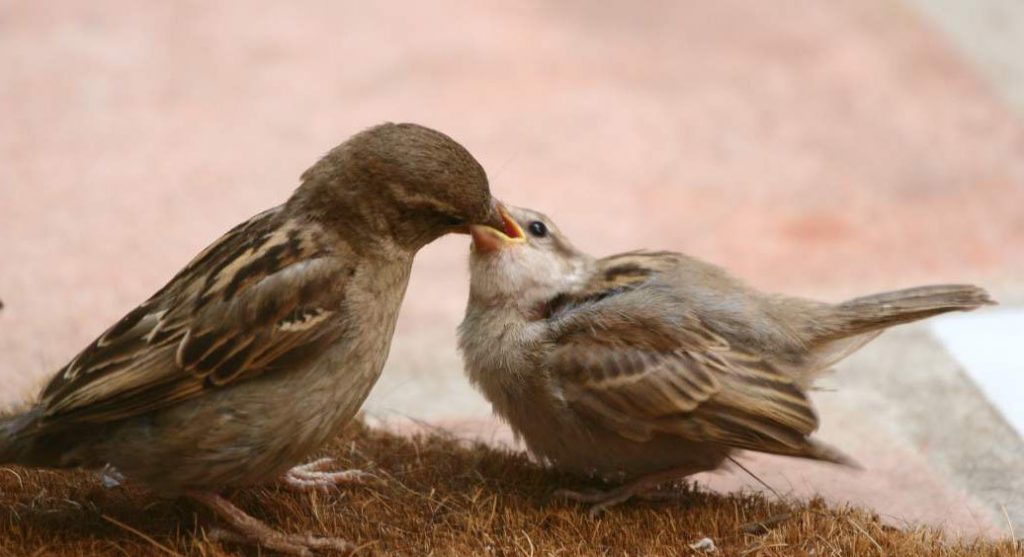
[830,284,994,337]
[792,284,994,382]
[804,437,861,469]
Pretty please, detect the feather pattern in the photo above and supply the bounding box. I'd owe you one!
[38,207,353,427]
[548,278,827,460]
[547,272,826,460]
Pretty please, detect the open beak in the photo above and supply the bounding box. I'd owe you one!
[469,203,525,253]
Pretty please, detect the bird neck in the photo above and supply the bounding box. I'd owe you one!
[467,287,552,322]
[459,307,548,398]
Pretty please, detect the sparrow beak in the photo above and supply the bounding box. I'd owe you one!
[469,204,525,253]
[451,199,508,234]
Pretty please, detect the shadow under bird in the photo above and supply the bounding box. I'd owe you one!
[0,123,503,555]
[458,205,995,515]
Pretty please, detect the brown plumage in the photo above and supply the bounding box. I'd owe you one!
[458,205,994,514]
[1,122,502,555]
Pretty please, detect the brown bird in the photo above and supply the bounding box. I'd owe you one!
[458,205,994,515]
[0,123,503,555]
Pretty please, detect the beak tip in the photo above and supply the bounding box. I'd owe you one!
[487,203,507,230]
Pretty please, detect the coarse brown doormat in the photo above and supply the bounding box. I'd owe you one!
[0,422,1018,556]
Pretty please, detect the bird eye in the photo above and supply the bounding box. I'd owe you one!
[441,214,465,227]
[527,221,548,238]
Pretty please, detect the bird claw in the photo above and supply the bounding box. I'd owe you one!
[553,487,606,503]
[207,525,353,556]
[554,468,694,516]
[282,458,378,492]
[553,487,638,516]
[191,491,353,556]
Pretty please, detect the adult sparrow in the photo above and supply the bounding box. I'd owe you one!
[1,123,504,554]
[458,205,993,514]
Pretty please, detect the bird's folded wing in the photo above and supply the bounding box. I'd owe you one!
[38,209,352,427]
[547,283,826,460]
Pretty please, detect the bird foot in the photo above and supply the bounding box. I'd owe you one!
[207,526,353,556]
[554,468,692,516]
[553,485,642,516]
[281,457,377,492]
[190,491,353,556]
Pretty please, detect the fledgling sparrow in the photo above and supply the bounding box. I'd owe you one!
[458,205,994,514]
[0,123,504,555]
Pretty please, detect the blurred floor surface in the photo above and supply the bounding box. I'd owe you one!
[1,0,1022,538]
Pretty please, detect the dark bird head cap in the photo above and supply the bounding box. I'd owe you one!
[292,123,503,251]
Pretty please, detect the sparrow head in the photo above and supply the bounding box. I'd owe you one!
[467,205,593,309]
[290,122,503,251]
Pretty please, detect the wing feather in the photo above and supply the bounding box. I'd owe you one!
[546,256,836,462]
[37,207,352,428]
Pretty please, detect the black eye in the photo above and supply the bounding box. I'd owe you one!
[527,221,548,238]
[441,214,465,227]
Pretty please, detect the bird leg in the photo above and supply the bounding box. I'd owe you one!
[188,490,353,556]
[280,457,376,492]
[555,467,694,516]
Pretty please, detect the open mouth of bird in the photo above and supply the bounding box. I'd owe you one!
[470,205,525,253]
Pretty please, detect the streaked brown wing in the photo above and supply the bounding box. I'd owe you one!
[547,267,827,460]
[38,207,352,427]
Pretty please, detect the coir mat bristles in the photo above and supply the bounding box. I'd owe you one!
[0,421,1018,556]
